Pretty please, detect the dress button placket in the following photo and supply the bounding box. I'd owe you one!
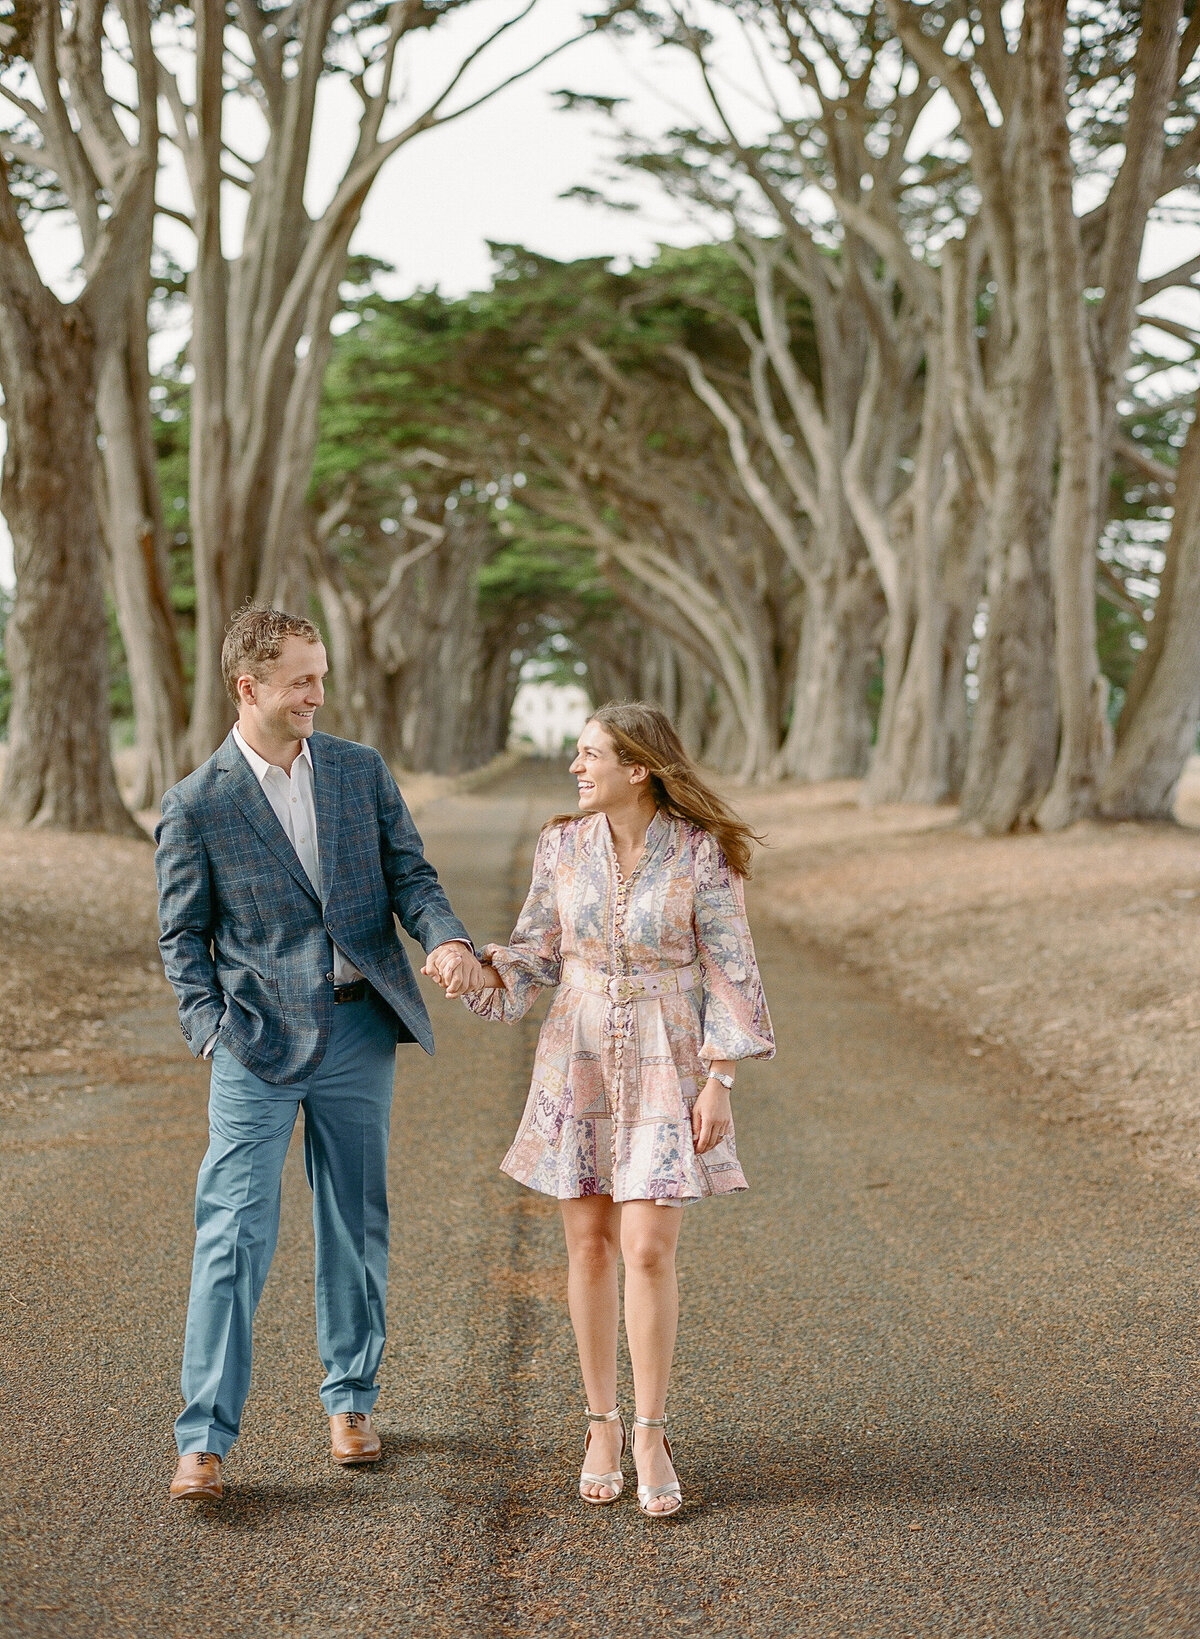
[611,860,632,1194]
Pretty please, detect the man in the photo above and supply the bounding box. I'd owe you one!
[156,605,483,1501]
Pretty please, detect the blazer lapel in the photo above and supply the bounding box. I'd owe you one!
[310,733,340,906]
[215,732,322,905]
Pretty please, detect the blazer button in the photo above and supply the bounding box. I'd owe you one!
[324,972,334,983]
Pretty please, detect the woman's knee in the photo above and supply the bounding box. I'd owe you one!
[567,1228,619,1275]
[621,1230,677,1278]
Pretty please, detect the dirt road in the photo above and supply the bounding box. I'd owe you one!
[1,767,1198,1638]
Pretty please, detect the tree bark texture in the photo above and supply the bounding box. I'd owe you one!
[865,440,985,805]
[97,297,189,807]
[0,0,169,818]
[958,361,1059,832]
[0,162,141,835]
[1030,0,1110,829]
[1100,408,1200,819]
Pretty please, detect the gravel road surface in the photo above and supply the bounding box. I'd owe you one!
[1,766,1198,1638]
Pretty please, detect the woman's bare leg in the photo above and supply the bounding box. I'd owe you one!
[560,1196,622,1499]
[621,1201,683,1512]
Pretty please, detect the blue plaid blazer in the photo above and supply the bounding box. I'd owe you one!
[155,729,472,1083]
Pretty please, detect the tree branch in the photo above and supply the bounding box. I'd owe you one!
[1136,310,1199,349]
[668,342,809,581]
[1140,251,1200,299]
[1114,431,1177,490]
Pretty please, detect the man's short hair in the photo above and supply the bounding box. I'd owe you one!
[221,605,324,704]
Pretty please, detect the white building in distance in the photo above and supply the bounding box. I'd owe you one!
[509,681,591,757]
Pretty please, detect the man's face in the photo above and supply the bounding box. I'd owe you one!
[238,638,328,747]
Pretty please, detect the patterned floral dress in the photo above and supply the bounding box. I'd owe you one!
[464,810,774,1204]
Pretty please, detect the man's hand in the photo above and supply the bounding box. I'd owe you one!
[421,941,487,998]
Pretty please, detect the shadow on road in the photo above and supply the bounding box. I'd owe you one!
[704,1422,1200,1509]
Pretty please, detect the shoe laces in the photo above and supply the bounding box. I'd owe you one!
[343,1412,362,1429]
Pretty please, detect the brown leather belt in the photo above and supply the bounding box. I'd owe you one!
[333,980,368,1005]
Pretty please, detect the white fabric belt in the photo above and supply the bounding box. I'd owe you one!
[561,959,702,1002]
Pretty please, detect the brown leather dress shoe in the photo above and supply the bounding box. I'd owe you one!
[169,1452,223,1501]
[329,1412,381,1465]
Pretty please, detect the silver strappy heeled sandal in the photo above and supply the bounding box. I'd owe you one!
[579,1407,626,1505]
[633,1414,682,1518]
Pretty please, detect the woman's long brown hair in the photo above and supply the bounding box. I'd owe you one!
[547,701,762,878]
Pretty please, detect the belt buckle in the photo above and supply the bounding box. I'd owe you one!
[610,975,632,1003]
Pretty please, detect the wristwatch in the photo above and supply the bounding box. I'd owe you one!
[708,1070,734,1090]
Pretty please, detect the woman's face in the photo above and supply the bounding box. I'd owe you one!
[569,720,647,815]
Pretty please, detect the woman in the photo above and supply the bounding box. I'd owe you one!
[441,703,773,1516]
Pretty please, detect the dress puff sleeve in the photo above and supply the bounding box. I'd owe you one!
[692,829,775,1064]
[462,822,564,1024]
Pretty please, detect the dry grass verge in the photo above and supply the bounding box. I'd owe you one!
[740,761,1200,1189]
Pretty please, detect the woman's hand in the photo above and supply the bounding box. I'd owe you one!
[692,1077,733,1154]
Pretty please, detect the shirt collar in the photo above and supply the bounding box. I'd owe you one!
[232,722,314,784]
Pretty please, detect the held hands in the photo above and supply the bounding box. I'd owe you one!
[692,1076,734,1154]
[421,942,488,999]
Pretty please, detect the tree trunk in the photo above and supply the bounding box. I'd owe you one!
[865,348,985,806]
[186,0,239,767]
[470,629,522,769]
[958,107,1060,833]
[777,563,880,781]
[872,468,983,806]
[957,365,1058,832]
[1100,409,1200,819]
[1031,0,1112,830]
[0,295,142,836]
[399,519,496,774]
[673,647,714,761]
[97,300,189,807]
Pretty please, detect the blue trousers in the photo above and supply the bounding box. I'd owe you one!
[175,996,398,1457]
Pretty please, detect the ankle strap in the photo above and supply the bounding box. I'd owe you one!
[633,1414,667,1428]
[586,1407,621,1423]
